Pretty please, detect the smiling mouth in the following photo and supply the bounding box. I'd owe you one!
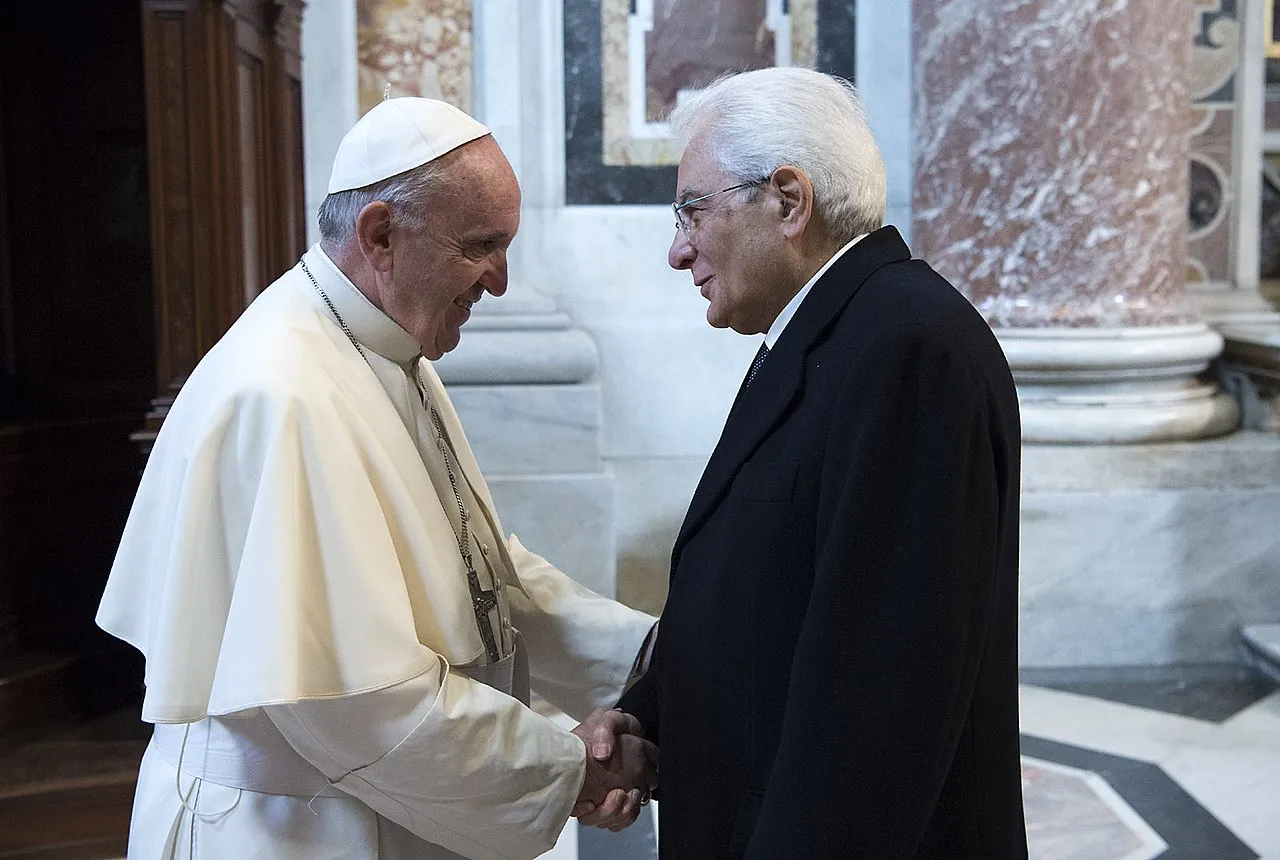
[454,296,476,311]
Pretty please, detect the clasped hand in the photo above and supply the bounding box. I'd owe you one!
[570,707,658,831]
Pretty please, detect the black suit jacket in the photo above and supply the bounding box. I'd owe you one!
[619,227,1027,858]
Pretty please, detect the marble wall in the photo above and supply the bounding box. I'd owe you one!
[564,0,854,203]
[600,0,817,167]
[356,0,473,113]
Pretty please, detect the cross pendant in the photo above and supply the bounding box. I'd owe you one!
[468,568,502,664]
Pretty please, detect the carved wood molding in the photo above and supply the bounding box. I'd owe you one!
[266,0,305,52]
[140,0,244,404]
[137,0,306,445]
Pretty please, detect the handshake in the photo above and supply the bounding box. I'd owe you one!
[569,708,659,832]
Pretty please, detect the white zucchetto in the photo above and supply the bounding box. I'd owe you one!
[327,97,491,194]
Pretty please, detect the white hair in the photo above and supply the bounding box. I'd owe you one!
[668,67,887,243]
[317,160,446,246]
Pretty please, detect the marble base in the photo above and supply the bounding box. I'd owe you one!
[1019,432,1280,667]
[1188,283,1280,327]
[447,379,617,599]
[610,456,709,615]
[606,436,1280,667]
[997,325,1240,443]
[300,0,359,244]
[448,385,602,474]
[434,292,599,385]
[486,473,616,598]
[1219,321,1280,432]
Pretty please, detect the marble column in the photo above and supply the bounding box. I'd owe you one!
[914,0,1238,443]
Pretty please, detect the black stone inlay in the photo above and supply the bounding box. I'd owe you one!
[1021,735,1258,860]
[1022,667,1279,724]
[563,0,856,205]
[1195,0,1237,104]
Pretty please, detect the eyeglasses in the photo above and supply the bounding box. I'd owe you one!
[672,178,767,239]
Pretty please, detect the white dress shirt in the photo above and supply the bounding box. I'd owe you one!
[764,233,868,349]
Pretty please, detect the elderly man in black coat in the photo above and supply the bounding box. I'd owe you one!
[616,67,1028,858]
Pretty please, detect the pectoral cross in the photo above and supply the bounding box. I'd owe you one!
[467,565,501,664]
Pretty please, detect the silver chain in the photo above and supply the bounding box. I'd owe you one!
[300,258,501,662]
[302,260,366,360]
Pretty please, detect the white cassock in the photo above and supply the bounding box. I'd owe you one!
[97,245,656,859]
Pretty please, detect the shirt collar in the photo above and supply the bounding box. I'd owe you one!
[763,233,868,350]
[302,244,421,365]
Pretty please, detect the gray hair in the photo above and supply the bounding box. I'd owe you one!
[317,160,447,246]
[668,67,887,243]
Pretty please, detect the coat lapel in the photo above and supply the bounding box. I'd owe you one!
[671,227,912,559]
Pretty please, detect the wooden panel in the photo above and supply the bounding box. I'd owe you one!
[0,92,12,658]
[0,94,14,423]
[290,79,308,256]
[265,0,307,278]
[140,0,246,406]
[141,9,198,398]
[237,51,270,305]
[0,420,146,720]
[136,0,307,430]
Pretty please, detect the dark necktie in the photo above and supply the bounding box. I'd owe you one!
[746,342,770,387]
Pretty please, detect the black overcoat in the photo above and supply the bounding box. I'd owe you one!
[619,226,1028,859]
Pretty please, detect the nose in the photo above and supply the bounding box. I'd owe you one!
[668,229,695,271]
[481,250,509,297]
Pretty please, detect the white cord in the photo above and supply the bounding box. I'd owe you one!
[174,721,243,820]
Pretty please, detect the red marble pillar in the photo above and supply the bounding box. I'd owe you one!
[913,0,1237,442]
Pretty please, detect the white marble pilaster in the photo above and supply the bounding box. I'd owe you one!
[856,0,913,244]
[301,0,359,244]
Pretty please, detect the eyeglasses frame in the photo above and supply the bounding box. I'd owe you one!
[672,177,769,239]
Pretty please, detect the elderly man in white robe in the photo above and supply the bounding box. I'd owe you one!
[96,98,659,859]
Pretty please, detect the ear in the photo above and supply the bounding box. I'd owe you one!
[354,202,395,273]
[770,166,814,240]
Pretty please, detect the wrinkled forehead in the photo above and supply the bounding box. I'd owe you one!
[442,138,520,203]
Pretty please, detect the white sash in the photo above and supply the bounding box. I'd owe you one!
[154,632,530,801]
